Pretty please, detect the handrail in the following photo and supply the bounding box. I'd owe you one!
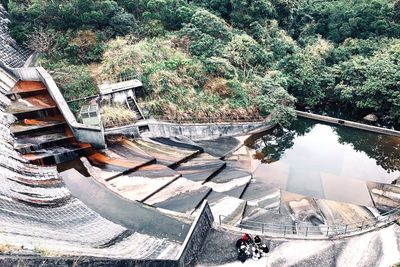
[150,115,268,124]
[218,206,400,238]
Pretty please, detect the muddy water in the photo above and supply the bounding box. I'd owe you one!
[247,118,400,202]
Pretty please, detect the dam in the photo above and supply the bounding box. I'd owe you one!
[1,3,400,266]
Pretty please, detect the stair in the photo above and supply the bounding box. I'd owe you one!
[7,81,93,165]
[144,177,212,214]
[126,96,144,120]
[21,143,92,165]
[14,127,74,153]
[203,161,252,198]
[206,191,247,226]
[174,153,226,183]
[7,81,47,97]
[108,164,181,202]
[11,116,66,136]
[86,149,155,180]
[127,138,201,167]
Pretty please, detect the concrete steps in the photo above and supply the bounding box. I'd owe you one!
[11,116,66,136]
[86,149,155,180]
[144,177,212,213]
[107,164,181,202]
[14,127,74,153]
[7,81,47,97]
[241,180,281,210]
[203,161,252,198]
[194,136,244,159]
[126,138,201,167]
[206,191,247,226]
[21,142,92,165]
[126,96,144,120]
[174,153,226,183]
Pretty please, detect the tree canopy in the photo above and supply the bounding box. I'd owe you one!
[4,0,400,127]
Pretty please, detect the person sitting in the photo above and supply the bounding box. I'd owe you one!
[254,235,262,247]
[242,232,253,245]
[252,246,262,261]
[261,243,269,256]
[237,248,248,263]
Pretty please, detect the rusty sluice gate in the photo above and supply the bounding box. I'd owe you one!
[7,81,160,174]
[7,81,93,166]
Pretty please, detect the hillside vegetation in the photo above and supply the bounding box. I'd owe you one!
[3,0,400,126]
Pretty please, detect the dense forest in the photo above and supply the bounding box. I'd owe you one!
[2,0,400,127]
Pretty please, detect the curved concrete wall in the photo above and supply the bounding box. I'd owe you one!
[0,5,32,67]
[106,119,272,140]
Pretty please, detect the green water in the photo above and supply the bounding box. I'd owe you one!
[250,118,400,203]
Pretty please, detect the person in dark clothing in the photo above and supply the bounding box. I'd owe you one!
[237,248,247,263]
[242,232,253,245]
[254,235,262,247]
[236,238,245,249]
[261,243,269,255]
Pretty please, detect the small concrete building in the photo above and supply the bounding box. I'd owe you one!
[79,104,101,126]
[98,79,145,120]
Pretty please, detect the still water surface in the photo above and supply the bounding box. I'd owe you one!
[249,118,400,202]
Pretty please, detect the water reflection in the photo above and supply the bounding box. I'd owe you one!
[252,119,314,163]
[248,118,400,203]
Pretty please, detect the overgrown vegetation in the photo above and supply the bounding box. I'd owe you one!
[101,104,138,128]
[4,0,400,126]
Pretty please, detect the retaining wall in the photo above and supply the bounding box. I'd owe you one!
[177,200,214,267]
[10,66,106,148]
[106,120,271,140]
[297,111,400,137]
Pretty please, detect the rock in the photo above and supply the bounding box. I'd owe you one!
[363,114,378,122]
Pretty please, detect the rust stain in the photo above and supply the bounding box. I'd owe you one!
[13,81,46,93]
[22,95,56,108]
[88,152,143,168]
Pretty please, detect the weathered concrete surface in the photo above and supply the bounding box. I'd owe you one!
[144,177,212,214]
[60,168,191,242]
[137,119,270,140]
[175,153,226,183]
[195,137,243,158]
[0,5,32,68]
[197,223,400,267]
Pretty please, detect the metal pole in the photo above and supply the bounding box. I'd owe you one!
[284,226,286,236]
[219,215,221,225]
[344,225,348,234]
[262,223,264,234]
[326,226,329,237]
[305,227,308,237]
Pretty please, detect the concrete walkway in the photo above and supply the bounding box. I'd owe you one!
[197,223,400,267]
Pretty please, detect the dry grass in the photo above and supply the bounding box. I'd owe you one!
[0,244,13,254]
[203,77,230,97]
[101,104,138,128]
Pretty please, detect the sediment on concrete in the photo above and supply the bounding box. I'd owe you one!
[296,110,400,137]
[0,256,179,267]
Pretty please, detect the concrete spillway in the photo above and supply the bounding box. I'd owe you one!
[0,80,187,259]
[0,5,32,67]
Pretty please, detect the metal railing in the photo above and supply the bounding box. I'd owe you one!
[218,206,400,239]
[150,115,267,124]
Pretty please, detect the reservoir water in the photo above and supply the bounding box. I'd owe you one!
[248,118,400,204]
